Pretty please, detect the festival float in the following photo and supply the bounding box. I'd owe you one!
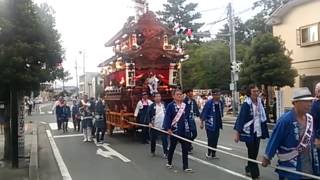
[98,0,186,135]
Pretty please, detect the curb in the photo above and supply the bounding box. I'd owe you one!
[29,124,39,180]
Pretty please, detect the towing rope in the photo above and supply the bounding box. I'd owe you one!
[125,121,320,180]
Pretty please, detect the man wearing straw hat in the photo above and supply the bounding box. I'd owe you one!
[262,87,320,180]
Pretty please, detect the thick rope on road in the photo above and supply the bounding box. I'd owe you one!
[126,121,320,180]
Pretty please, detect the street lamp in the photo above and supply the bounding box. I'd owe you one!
[79,50,86,95]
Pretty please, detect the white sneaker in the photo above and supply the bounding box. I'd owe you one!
[83,138,88,142]
[166,164,173,169]
[88,138,92,142]
[205,153,212,159]
[184,168,193,173]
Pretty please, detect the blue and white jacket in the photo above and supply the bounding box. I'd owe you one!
[163,101,192,137]
[184,97,200,133]
[200,99,224,132]
[234,97,269,142]
[264,110,320,179]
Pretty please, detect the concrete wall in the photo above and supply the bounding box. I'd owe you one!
[272,0,320,107]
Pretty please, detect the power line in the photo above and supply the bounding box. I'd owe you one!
[235,7,254,16]
[207,17,228,26]
[199,6,225,13]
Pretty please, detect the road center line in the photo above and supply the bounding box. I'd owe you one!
[156,144,251,180]
[46,130,72,180]
[194,139,233,151]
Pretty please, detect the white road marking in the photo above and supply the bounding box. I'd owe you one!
[54,134,83,138]
[96,148,114,159]
[39,103,53,114]
[156,144,250,180]
[94,140,131,163]
[194,139,233,151]
[40,121,47,125]
[46,130,72,180]
[49,122,74,130]
[223,123,273,133]
[222,123,234,127]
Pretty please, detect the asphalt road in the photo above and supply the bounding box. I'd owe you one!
[35,101,279,180]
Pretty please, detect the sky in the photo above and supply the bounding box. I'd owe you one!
[32,0,260,87]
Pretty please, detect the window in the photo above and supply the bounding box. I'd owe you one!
[298,23,320,46]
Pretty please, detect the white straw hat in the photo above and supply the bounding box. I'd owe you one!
[291,87,315,102]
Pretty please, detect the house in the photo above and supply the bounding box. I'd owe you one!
[267,0,320,108]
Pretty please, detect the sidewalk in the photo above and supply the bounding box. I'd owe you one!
[0,119,33,180]
[0,113,62,180]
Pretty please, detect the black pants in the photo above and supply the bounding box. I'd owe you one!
[62,120,68,132]
[245,137,260,178]
[72,116,81,132]
[206,129,220,157]
[187,130,197,152]
[92,124,96,136]
[150,129,168,155]
[141,126,149,143]
[96,127,105,142]
[56,117,62,130]
[167,135,189,170]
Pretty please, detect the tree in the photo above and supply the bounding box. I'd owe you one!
[240,33,298,116]
[253,0,290,17]
[216,17,250,45]
[244,0,291,40]
[157,0,204,42]
[0,0,63,166]
[57,70,73,93]
[182,41,231,90]
[240,33,297,87]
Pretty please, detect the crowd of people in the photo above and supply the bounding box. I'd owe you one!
[134,84,320,179]
[51,82,320,179]
[52,95,106,143]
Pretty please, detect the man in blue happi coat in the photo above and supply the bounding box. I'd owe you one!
[262,87,320,180]
[234,84,269,180]
[163,89,193,173]
[200,88,224,159]
[183,89,200,153]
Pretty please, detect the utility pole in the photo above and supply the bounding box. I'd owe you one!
[228,3,238,116]
[79,51,86,95]
[75,57,79,97]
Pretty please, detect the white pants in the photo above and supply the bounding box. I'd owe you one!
[83,127,92,140]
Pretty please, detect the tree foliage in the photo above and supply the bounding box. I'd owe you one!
[216,17,250,45]
[240,33,298,87]
[157,0,204,32]
[182,42,230,90]
[0,0,64,92]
